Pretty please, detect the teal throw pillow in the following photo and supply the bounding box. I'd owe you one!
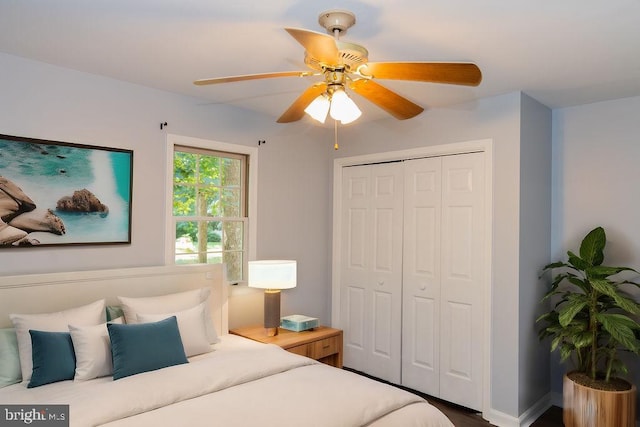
[106,305,125,322]
[28,330,76,388]
[0,328,22,387]
[107,316,188,380]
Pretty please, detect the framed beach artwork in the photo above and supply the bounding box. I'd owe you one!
[0,133,133,247]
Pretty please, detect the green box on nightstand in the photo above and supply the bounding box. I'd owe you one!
[280,314,319,332]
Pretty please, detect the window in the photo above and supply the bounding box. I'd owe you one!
[167,136,256,284]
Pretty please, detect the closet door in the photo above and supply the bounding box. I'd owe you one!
[401,157,442,397]
[439,152,484,410]
[340,162,403,383]
[401,152,484,411]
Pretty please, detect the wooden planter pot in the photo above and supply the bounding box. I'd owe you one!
[563,373,637,427]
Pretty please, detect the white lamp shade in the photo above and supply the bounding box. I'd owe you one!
[329,88,362,124]
[304,95,330,123]
[248,260,297,289]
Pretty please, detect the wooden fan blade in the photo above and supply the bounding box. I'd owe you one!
[277,83,328,123]
[194,71,313,86]
[358,62,482,86]
[350,79,424,120]
[284,28,340,66]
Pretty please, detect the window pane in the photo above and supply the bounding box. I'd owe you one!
[199,156,220,185]
[222,188,241,217]
[173,185,196,216]
[175,254,200,265]
[175,221,197,254]
[174,152,197,184]
[224,251,242,283]
[223,221,243,251]
[205,251,223,265]
[206,221,222,250]
[198,187,220,217]
[221,158,241,186]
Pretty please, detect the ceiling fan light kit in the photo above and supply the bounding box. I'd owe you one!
[304,81,362,125]
[328,87,361,124]
[304,93,330,123]
[194,9,482,129]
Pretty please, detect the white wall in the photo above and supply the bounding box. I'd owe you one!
[551,95,640,406]
[518,94,552,414]
[0,52,334,329]
[253,123,335,325]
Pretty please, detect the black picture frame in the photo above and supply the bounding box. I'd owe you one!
[0,133,133,247]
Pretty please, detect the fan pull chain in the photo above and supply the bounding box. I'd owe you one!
[334,119,339,150]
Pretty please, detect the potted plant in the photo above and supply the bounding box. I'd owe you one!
[537,226,640,427]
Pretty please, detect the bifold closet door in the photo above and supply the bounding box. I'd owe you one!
[439,152,484,410]
[340,162,403,383]
[401,156,442,398]
[401,152,484,411]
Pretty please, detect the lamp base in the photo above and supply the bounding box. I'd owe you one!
[264,289,281,336]
[265,327,279,337]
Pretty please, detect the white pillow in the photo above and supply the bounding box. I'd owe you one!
[118,288,218,343]
[137,303,212,357]
[69,317,123,381]
[10,300,105,382]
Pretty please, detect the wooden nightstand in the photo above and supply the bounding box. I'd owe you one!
[230,325,343,368]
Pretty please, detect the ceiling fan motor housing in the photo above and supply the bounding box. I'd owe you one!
[304,41,368,73]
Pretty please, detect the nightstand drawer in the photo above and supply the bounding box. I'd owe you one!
[287,343,311,357]
[309,335,339,359]
[287,336,339,360]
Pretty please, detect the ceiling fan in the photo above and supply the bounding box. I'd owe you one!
[194,10,482,124]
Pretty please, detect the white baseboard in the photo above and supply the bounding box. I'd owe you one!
[518,394,552,427]
[484,408,520,427]
[483,394,551,427]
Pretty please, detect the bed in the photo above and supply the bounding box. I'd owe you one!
[0,264,453,427]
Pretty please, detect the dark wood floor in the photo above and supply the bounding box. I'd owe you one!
[346,368,564,426]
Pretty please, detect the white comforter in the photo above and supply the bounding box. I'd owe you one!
[1,335,453,427]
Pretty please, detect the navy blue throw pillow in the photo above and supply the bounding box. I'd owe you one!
[107,316,188,380]
[28,330,76,388]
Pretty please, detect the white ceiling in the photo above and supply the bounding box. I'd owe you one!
[1,0,639,123]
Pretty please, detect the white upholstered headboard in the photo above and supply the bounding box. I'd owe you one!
[0,264,229,334]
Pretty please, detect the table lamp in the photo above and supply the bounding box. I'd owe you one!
[248,260,297,336]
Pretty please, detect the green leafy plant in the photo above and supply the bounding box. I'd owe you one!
[537,226,640,383]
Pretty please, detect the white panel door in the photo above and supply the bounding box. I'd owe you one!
[341,165,369,370]
[341,162,403,383]
[401,157,442,396]
[439,152,484,411]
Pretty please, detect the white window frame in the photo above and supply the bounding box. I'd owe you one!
[165,134,257,284]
